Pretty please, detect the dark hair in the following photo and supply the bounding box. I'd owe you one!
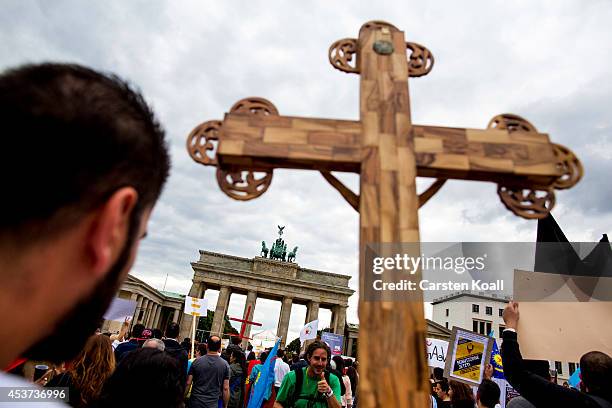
[247,344,253,351]
[96,347,184,407]
[207,336,222,352]
[0,63,170,245]
[231,336,242,346]
[151,329,163,339]
[344,358,353,368]
[436,378,449,393]
[305,341,331,362]
[260,351,268,364]
[197,342,207,356]
[277,348,285,358]
[165,322,180,339]
[292,355,299,364]
[247,351,256,361]
[332,355,345,372]
[433,367,444,381]
[580,351,612,399]
[449,380,475,408]
[131,324,145,339]
[231,349,247,371]
[477,379,500,408]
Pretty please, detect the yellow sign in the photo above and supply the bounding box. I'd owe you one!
[452,338,485,382]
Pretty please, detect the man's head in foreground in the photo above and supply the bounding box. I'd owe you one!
[0,63,170,367]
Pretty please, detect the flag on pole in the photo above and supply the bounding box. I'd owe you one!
[568,367,581,389]
[247,338,281,408]
[488,332,504,379]
[300,320,318,345]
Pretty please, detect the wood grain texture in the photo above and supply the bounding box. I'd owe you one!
[217,115,561,187]
[357,23,430,408]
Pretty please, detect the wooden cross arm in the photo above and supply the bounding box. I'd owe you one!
[188,102,579,186]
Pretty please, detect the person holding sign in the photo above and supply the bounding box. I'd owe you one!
[501,301,612,408]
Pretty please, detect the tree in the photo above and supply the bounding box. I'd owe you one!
[286,337,301,354]
[196,310,238,342]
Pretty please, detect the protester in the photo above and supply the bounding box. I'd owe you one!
[96,347,184,407]
[143,338,165,351]
[477,379,501,408]
[250,351,269,390]
[247,344,256,361]
[290,353,308,372]
[449,379,476,408]
[109,318,130,348]
[275,349,291,394]
[152,328,164,339]
[225,336,243,359]
[164,322,189,381]
[345,359,358,407]
[187,335,230,408]
[114,323,147,361]
[274,340,342,408]
[0,63,169,392]
[228,348,247,408]
[433,379,451,408]
[44,334,114,407]
[502,301,612,407]
[332,356,352,408]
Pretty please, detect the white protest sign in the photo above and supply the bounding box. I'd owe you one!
[103,298,137,322]
[426,338,449,369]
[184,296,207,317]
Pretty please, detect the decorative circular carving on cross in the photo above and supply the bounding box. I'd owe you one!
[552,143,583,190]
[497,186,556,219]
[186,120,221,166]
[406,42,434,77]
[329,38,359,74]
[230,97,279,116]
[216,168,273,201]
[487,114,538,133]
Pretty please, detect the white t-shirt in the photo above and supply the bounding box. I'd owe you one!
[274,358,290,387]
[0,371,67,407]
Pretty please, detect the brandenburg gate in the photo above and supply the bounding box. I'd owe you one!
[179,229,354,347]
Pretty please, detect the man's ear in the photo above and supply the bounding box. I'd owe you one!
[86,187,138,278]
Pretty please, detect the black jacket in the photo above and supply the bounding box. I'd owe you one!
[163,338,189,382]
[501,330,611,408]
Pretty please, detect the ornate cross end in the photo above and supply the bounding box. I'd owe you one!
[329,21,434,77]
[489,114,583,219]
[186,97,278,201]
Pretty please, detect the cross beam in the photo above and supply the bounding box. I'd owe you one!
[227,305,262,340]
[187,21,583,407]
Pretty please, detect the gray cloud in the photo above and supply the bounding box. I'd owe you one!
[3,0,611,342]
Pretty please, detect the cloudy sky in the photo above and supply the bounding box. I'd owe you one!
[3,0,611,342]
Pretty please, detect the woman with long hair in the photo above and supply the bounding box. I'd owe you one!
[449,379,476,408]
[46,334,115,407]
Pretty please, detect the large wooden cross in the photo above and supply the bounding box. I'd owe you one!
[227,305,262,341]
[187,21,582,407]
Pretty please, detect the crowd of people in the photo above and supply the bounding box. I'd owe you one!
[0,63,610,408]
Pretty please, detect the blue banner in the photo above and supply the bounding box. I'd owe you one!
[247,338,280,408]
[321,332,344,356]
